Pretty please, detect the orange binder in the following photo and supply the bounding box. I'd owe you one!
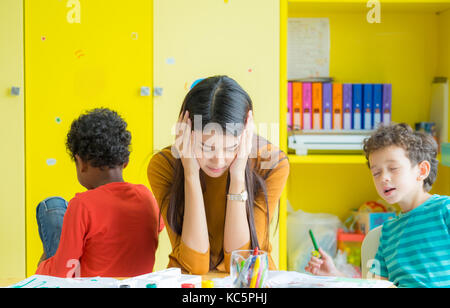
[312,82,322,130]
[292,82,303,130]
[332,83,343,129]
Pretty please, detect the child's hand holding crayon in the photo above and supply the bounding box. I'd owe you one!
[305,229,344,277]
[304,247,342,277]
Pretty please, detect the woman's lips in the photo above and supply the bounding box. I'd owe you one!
[208,166,226,173]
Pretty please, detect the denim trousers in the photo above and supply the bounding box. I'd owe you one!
[36,196,68,259]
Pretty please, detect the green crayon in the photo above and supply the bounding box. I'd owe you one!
[309,229,321,258]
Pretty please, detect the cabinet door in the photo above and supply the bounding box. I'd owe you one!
[25,0,153,276]
[153,0,280,269]
[0,0,25,280]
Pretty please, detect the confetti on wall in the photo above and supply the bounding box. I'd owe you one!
[165,58,176,65]
[46,158,57,166]
[74,49,85,59]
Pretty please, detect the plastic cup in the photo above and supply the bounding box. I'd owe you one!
[230,249,268,288]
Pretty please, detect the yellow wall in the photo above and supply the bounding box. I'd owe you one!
[152,0,281,270]
[0,0,25,280]
[153,0,280,151]
[24,0,153,276]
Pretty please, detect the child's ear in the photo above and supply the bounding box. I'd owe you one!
[417,160,431,181]
[75,155,89,172]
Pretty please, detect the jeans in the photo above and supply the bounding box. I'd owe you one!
[36,197,68,259]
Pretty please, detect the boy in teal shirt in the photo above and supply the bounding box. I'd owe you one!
[305,123,450,287]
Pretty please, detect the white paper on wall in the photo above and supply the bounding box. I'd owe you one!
[288,18,330,80]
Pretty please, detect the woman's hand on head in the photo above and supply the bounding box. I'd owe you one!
[229,110,254,179]
[173,111,200,176]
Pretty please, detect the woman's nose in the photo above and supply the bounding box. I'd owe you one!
[211,150,225,165]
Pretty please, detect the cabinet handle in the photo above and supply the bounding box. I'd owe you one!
[11,86,21,96]
[153,87,163,97]
[140,86,151,96]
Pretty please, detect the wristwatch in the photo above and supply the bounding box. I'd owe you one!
[227,190,248,202]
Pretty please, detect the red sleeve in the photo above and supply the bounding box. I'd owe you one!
[36,197,89,277]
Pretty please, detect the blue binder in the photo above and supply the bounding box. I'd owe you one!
[352,84,363,130]
[363,84,373,130]
[373,84,383,129]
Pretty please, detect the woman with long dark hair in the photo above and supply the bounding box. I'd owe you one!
[147,76,289,274]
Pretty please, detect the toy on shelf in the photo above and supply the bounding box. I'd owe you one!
[337,228,364,270]
[346,201,397,235]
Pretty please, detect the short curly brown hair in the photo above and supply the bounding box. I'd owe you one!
[363,123,439,192]
[66,108,131,169]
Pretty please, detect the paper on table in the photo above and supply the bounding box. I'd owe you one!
[7,275,118,288]
[7,268,201,288]
[212,270,394,288]
[288,18,330,80]
[265,271,394,288]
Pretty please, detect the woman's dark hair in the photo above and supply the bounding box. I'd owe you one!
[363,122,439,192]
[163,75,271,270]
[66,108,131,168]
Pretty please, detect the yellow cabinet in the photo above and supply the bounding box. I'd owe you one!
[24,0,153,276]
[153,0,281,270]
[0,0,25,280]
[280,0,450,270]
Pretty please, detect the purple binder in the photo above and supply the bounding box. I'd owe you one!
[343,84,352,130]
[302,83,312,130]
[382,84,392,125]
[288,82,292,131]
[323,83,332,130]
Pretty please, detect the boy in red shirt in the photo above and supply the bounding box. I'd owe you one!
[36,108,163,278]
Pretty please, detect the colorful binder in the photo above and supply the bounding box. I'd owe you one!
[363,84,373,130]
[352,84,363,130]
[343,84,352,130]
[287,82,292,131]
[382,84,392,125]
[332,83,343,130]
[292,82,303,130]
[302,83,312,130]
[373,84,382,129]
[312,83,323,130]
[322,83,333,130]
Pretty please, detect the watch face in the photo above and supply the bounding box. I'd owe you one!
[242,191,248,201]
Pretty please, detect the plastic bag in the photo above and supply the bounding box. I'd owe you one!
[287,201,343,273]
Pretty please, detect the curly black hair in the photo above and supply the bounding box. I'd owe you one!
[363,123,439,192]
[66,108,131,169]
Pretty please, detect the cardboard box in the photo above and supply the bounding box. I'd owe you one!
[355,212,396,234]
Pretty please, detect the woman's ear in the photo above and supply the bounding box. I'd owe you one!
[417,160,431,181]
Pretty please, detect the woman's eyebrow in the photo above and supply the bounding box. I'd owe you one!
[225,143,239,149]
